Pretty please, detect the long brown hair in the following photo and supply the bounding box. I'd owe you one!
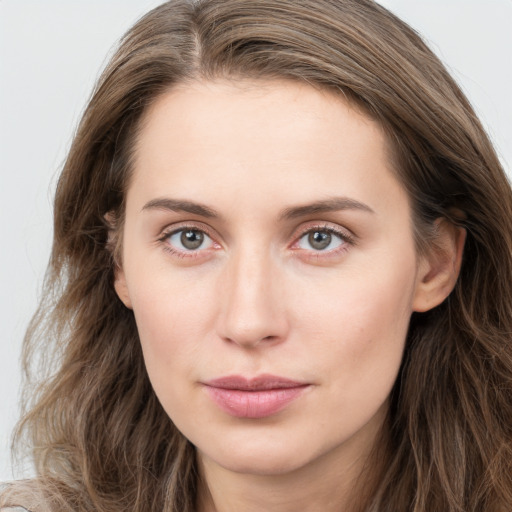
[2,0,512,511]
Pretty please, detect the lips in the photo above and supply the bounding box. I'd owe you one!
[203,374,310,419]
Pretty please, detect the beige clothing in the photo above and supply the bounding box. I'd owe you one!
[0,482,45,512]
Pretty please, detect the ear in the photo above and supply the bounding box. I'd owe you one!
[114,266,133,310]
[412,219,466,312]
[104,211,133,310]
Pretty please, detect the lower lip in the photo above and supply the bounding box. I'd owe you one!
[205,385,309,419]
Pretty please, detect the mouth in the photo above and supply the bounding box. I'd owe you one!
[203,374,311,419]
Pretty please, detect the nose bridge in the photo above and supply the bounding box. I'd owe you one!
[218,242,286,347]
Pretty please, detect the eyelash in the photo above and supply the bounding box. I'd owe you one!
[157,223,355,260]
[292,224,355,258]
[158,223,218,259]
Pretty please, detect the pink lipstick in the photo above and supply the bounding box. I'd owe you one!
[203,374,310,419]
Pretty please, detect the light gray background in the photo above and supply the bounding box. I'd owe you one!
[1,0,511,480]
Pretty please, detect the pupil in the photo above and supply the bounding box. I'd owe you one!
[181,230,204,250]
[309,231,331,250]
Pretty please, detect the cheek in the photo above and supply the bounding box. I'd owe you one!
[126,265,219,375]
[125,229,418,431]
[295,249,416,340]
[289,249,418,397]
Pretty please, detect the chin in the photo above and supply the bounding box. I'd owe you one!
[196,430,328,477]
[216,450,310,476]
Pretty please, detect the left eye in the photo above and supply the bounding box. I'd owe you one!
[166,229,214,251]
[297,229,345,251]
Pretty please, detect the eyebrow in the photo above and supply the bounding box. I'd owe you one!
[142,198,221,218]
[141,196,374,220]
[279,197,375,220]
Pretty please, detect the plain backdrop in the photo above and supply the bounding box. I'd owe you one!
[1,0,511,480]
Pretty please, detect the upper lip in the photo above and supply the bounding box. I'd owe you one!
[204,374,308,391]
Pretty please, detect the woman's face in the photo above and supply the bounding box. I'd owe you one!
[116,79,436,476]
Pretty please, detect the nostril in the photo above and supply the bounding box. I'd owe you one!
[222,330,285,349]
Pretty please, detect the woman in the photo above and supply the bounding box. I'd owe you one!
[2,0,511,511]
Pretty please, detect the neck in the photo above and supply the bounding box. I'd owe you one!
[195,414,390,512]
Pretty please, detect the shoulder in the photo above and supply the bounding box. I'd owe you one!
[1,479,75,512]
[0,481,44,512]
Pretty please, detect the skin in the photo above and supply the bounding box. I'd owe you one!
[114,79,464,512]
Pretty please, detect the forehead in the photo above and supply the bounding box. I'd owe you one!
[128,79,408,220]
[136,79,381,158]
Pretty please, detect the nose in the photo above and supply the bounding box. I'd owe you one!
[216,247,288,349]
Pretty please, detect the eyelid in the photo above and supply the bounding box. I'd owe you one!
[156,220,355,259]
[158,220,217,240]
[289,222,356,252]
[157,222,222,256]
